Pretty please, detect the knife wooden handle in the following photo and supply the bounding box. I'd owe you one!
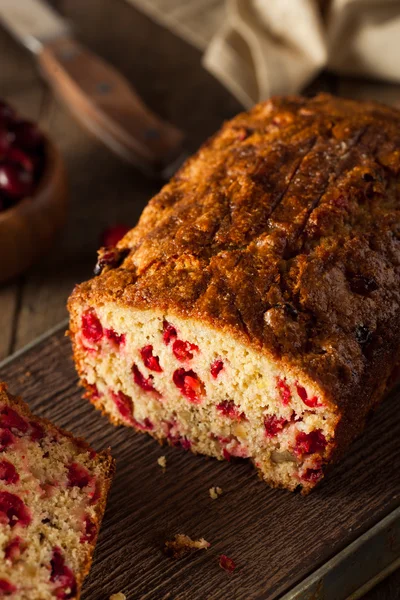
[37,36,185,175]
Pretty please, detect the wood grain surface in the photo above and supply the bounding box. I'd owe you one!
[1,1,400,597]
[0,326,399,600]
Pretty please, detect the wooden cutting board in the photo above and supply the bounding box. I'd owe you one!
[0,323,399,600]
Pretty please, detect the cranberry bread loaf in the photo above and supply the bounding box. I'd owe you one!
[68,93,400,493]
[0,383,115,598]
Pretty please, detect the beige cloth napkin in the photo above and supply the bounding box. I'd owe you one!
[126,0,400,107]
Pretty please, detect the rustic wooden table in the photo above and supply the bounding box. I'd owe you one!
[0,1,399,598]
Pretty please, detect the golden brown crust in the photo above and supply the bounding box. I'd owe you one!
[0,382,115,599]
[69,93,400,464]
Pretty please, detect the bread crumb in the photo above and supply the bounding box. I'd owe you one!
[110,593,126,600]
[157,456,167,468]
[165,534,210,558]
[209,486,223,499]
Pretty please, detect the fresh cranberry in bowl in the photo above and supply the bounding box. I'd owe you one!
[0,106,45,212]
[0,164,34,200]
[0,100,16,125]
[0,99,67,283]
[12,120,44,152]
[0,130,14,157]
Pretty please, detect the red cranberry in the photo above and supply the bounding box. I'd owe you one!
[223,448,231,461]
[5,537,23,562]
[100,224,130,247]
[168,434,191,451]
[0,130,13,155]
[219,554,236,573]
[111,390,134,422]
[132,416,154,432]
[29,421,45,442]
[173,369,204,404]
[140,345,162,372]
[94,247,129,276]
[50,547,77,599]
[67,463,92,489]
[210,359,224,378]
[105,328,125,346]
[301,467,323,483]
[181,438,191,451]
[216,400,246,421]
[0,407,28,434]
[172,339,199,362]
[0,163,33,199]
[81,310,103,343]
[294,430,327,456]
[277,377,291,405]
[0,429,14,452]
[0,491,31,528]
[162,320,177,345]
[228,443,249,458]
[12,120,43,152]
[132,364,160,396]
[0,579,16,595]
[7,147,34,172]
[295,384,322,408]
[80,516,97,543]
[264,415,288,437]
[90,384,100,400]
[112,390,152,435]
[0,460,19,485]
[86,479,101,506]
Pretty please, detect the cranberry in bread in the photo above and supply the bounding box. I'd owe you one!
[68,94,400,493]
[0,383,114,598]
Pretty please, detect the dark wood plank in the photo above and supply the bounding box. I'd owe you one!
[0,328,399,600]
[364,569,400,600]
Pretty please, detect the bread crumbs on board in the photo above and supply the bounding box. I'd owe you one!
[209,486,223,499]
[165,534,210,558]
[157,455,167,468]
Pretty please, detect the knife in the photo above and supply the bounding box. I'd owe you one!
[0,0,186,177]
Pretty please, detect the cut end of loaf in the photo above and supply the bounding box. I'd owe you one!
[0,384,114,599]
[70,302,339,493]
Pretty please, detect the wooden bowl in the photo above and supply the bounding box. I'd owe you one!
[0,138,67,283]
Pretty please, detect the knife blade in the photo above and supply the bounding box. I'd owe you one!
[0,0,186,177]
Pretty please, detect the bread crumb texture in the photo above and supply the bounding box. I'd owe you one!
[157,456,167,469]
[0,383,114,599]
[165,534,210,558]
